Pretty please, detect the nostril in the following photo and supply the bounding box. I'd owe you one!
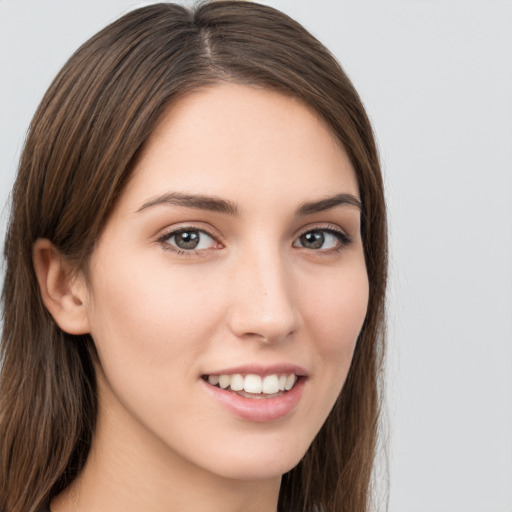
[226,260,302,342]
[228,306,300,344]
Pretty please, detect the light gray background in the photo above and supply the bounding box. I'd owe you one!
[1,1,511,511]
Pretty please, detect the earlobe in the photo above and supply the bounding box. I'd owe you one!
[32,238,91,335]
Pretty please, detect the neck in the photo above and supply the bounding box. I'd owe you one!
[51,377,281,512]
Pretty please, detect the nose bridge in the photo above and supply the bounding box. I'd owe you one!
[228,241,300,343]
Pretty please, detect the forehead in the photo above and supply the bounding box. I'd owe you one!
[122,83,359,212]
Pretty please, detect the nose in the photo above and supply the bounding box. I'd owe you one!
[227,247,302,344]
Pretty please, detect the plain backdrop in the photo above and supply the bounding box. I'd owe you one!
[1,1,511,511]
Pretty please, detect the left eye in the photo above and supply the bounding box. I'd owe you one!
[161,229,216,251]
[293,229,348,250]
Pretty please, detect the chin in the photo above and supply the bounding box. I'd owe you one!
[197,434,310,482]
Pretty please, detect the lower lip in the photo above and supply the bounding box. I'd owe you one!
[201,378,306,423]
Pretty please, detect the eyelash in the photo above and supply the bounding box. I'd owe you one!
[157,224,352,256]
[157,226,221,256]
[295,225,353,254]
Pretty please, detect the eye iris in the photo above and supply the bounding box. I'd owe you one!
[301,231,324,249]
[175,231,200,249]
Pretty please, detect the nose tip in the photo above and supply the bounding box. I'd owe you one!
[227,257,301,344]
[229,299,298,344]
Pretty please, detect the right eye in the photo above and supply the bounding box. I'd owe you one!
[159,228,219,254]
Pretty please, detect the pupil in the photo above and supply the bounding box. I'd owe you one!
[176,231,199,249]
[301,232,324,249]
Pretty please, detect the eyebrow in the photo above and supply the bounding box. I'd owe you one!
[296,193,362,216]
[137,192,239,215]
[136,191,362,216]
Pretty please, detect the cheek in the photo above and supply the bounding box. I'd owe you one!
[284,261,369,456]
[84,260,229,438]
[303,264,369,361]
[85,254,223,381]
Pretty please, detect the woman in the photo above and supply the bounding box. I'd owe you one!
[0,2,387,511]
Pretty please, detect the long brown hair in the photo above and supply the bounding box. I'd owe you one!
[0,2,387,511]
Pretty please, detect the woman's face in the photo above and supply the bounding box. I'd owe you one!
[82,83,368,482]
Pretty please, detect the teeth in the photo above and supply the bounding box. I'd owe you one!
[218,374,230,389]
[208,375,219,386]
[262,374,280,394]
[230,374,244,391]
[285,374,297,391]
[206,372,298,394]
[244,374,262,393]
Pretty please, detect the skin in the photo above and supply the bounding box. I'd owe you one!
[39,83,369,512]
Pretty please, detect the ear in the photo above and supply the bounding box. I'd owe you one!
[32,238,91,335]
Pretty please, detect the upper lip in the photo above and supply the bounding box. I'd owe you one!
[203,363,308,378]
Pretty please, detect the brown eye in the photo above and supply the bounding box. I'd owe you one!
[174,231,200,249]
[299,231,325,249]
[293,229,350,251]
[162,229,216,252]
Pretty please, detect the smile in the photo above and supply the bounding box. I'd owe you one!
[204,373,298,398]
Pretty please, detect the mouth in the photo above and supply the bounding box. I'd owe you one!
[201,368,307,422]
[202,373,300,399]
